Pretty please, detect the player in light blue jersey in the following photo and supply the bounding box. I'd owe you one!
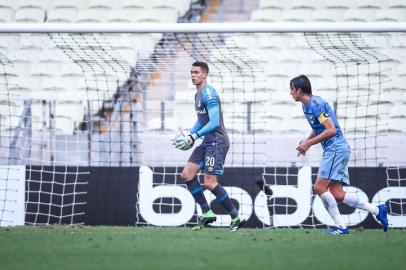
[290,75,388,235]
[174,61,245,232]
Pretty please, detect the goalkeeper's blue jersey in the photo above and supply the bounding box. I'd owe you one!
[302,96,349,153]
[191,84,229,145]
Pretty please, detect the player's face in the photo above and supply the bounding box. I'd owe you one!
[290,85,301,102]
[191,66,207,86]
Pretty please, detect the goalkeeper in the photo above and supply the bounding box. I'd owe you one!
[174,61,245,232]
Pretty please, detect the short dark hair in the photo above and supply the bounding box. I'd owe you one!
[192,61,209,74]
[290,75,312,95]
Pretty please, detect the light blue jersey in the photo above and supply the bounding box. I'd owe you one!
[303,96,351,183]
[302,96,349,153]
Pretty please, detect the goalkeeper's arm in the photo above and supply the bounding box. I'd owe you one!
[190,120,202,134]
[193,102,220,138]
[187,97,220,145]
[176,102,220,150]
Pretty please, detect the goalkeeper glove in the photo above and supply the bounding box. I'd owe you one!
[174,131,198,151]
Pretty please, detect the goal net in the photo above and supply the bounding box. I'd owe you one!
[0,24,405,228]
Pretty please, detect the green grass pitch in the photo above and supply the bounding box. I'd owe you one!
[0,226,405,270]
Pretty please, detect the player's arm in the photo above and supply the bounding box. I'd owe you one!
[194,100,219,137]
[190,120,202,134]
[297,115,336,155]
[187,93,220,143]
[174,94,219,150]
[306,130,316,140]
[297,131,316,156]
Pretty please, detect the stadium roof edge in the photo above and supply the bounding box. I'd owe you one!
[0,22,406,33]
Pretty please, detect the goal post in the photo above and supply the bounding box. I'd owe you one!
[0,23,405,228]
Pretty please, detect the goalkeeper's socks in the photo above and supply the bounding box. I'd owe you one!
[343,192,379,215]
[186,178,210,213]
[212,184,238,219]
[320,191,347,229]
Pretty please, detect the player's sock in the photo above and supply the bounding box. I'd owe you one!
[320,191,347,229]
[211,184,238,219]
[343,193,379,215]
[186,178,210,213]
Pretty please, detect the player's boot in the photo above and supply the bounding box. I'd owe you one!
[229,214,246,232]
[326,226,350,235]
[192,210,217,231]
[375,204,389,232]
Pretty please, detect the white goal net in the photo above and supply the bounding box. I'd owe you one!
[0,24,405,228]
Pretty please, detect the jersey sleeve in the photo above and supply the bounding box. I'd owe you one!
[194,88,220,137]
[190,120,202,134]
[311,98,330,124]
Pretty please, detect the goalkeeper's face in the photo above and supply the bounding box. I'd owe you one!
[191,66,207,86]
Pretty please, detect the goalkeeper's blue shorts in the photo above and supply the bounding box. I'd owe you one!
[188,139,229,175]
[317,150,350,186]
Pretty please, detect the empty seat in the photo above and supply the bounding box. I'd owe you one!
[307,62,336,78]
[107,10,141,23]
[0,65,20,77]
[46,8,77,23]
[382,76,406,92]
[343,9,375,22]
[49,0,85,10]
[0,0,16,10]
[146,117,177,131]
[41,78,68,92]
[76,9,108,23]
[6,50,31,63]
[0,114,21,132]
[151,0,191,15]
[174,90,194,102]
[375,9,406,22]
[258,0,287,9]
[312,9,343,22]
[151,0,179,10]
[60,64,83,77]
[387,117,406,133]
[221,91,267,102]
[283,117,310,134]
[356,0,382,9]
[388,0,406,8]
[57,87,87,102]
[15,8,45,23]
[18,35,44,51]
[282,10,313,22]
[7,77,34,94]
[122,0,149,10]
[251,9,283,22]
[291,0,320,10]
[88,0,116,10]
[30,64,58,78]
[265,101,301,119]
[18,0,46,10]
[136,8,178,23]
[390,104,406,118]
[38,50,63,63]
[325,0,354,10]
[0,8,13,22]
[397,63,406,77]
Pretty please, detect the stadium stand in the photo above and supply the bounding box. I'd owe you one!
[0,0,405,139]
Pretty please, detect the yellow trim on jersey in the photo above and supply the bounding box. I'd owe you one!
[318,112,330,123]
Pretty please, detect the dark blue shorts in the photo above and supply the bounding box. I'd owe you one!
[188,139,229,175]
